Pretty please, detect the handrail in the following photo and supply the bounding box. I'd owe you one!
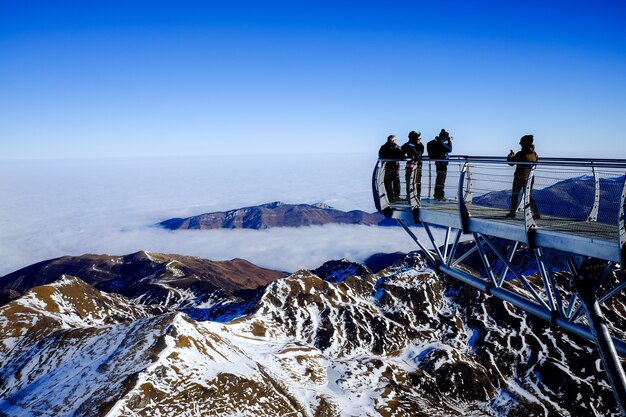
[453,155,626,164]
[378,155,626,169]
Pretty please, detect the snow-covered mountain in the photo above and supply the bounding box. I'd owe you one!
[159,201,397,230]
[0,251,287,319]
[0,251,622,416]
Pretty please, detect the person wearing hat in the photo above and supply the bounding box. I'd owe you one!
[379,134,404,202]
[401,131,424,202]
[506,134,540,219]
[426,128,453,201]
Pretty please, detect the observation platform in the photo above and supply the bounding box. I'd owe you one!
[373,156,626,263]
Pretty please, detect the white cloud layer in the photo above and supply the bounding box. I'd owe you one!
[0,153,439,275]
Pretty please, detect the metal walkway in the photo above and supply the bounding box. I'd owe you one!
[373,156,626,415]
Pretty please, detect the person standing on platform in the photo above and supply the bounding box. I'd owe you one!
[401,131,424,202]
[427,129,453,201]
[378,135,404,202]
[506,134,540,219]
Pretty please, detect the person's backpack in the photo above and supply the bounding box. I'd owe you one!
[427,139,441,159]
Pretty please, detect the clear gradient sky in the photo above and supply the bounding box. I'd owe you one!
[1,1,625,159]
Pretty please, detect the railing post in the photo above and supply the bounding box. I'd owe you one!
[408,160,423,209]
[523,165,537,247]
[373,160,394,218]
[427,159,433,199]
[587,163,600,222]
[372,161,382,212]
[619,173,626,265]
[464,162,473,203]
[458,162,471,233]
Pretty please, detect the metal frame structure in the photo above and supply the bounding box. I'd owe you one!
[373,156,626,415]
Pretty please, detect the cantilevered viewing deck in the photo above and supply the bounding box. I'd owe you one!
[373,156,626,263]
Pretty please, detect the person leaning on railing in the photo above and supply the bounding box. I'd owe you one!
[378,134,404,202]
[401,131,424,202]
[506,134,541,219]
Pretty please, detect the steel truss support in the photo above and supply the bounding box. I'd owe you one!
[573,259,626,416]
[401,220,626,415]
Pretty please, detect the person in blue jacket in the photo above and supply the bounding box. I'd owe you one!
[427,129,453,201]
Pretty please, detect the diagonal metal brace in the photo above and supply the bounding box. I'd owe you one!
[397,219,438,266]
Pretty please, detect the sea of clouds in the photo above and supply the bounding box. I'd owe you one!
[0,153,441,275]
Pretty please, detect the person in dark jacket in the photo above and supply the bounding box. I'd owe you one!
[378,135,404,202]
[401,131,424,201]
[427,129,453,200]
[506,134,540,219]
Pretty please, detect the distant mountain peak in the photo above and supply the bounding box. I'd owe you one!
[158,202,395,230]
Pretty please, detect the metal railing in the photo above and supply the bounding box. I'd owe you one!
[373,157,466,208]
[373,156,626,259]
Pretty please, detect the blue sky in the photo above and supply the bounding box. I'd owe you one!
[1,0,625,159]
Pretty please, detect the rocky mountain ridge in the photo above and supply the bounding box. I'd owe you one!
[159,201,397,230]
[0,251,287,322]
[0,250,623,416]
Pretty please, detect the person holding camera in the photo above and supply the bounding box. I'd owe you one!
[426,129,453,201]
[505,134,540,219]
